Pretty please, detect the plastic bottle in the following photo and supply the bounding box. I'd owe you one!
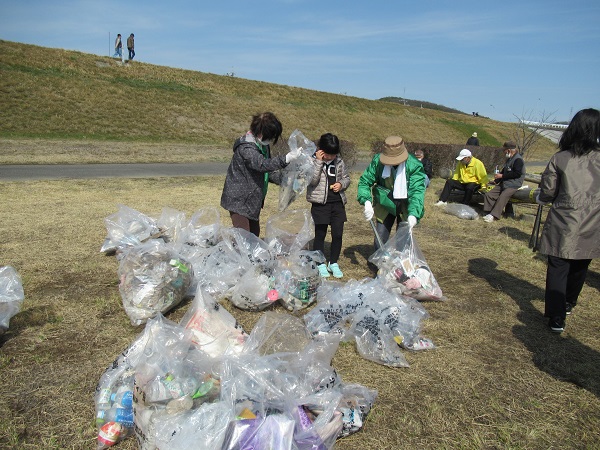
[111,387,133,409]
[101,407,134,429]
[494,165,499,174]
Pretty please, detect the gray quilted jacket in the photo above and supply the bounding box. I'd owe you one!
[305,155,351,205]
[220,133,288,221]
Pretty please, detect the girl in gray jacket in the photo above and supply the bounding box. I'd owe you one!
[306,133,351,278]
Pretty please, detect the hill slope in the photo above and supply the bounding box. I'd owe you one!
[0,40,549,154]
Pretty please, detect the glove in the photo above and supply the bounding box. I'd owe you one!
[285,149,301,164]
[407,215,417,229]
[363,201,374,221]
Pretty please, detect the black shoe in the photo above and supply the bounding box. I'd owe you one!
[549,317,565,333]
[566,303,574,315]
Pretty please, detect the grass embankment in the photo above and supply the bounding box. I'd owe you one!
[0,174,598,449]
[0,39,556,165]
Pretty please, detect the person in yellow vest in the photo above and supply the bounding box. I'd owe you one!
[435,149,488,206]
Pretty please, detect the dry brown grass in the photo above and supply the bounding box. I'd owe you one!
[0,172,599,449]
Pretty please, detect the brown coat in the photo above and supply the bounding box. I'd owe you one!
[538,149,600,259]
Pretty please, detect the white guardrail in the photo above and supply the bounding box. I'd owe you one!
[520,120,569,130]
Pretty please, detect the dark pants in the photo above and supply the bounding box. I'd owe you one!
[230,212,260,237]
[373,199,408,251]
[544,255,591,320]
[439,179,480,204]
[313,222,344,264]
[128,47,135,60]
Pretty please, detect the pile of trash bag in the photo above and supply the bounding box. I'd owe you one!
[102,206,327,325]
[96,312,377,449]
[369,223,445,301]
[0,265,25,334]
[98,197,444,447]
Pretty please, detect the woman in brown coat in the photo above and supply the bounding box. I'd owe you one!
[537,108,600,333]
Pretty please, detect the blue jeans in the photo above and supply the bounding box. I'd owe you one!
[113,48,122,58]
[128,48,135,60]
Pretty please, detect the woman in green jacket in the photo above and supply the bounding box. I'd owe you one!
[357,136,426,250]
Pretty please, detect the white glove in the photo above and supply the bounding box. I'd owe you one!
[407,215,417,229]
[364,201,374,221]
[285,149,301,164]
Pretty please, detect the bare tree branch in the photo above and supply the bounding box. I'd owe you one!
[512,110,558,159]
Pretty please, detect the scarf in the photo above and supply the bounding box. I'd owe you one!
[381,163,407,199]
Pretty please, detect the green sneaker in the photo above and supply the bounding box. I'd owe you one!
[328,263,343,278]
[317,263,330,278]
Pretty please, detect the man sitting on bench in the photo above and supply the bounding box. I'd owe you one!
[435,149,488,206]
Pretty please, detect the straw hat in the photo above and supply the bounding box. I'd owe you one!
[380,136,408,165]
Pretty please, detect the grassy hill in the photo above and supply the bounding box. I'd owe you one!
[0,40,555,158]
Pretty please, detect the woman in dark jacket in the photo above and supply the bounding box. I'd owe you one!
[220,112,299,236]
[537,108,600,333]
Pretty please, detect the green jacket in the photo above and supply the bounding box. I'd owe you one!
[357,153,426,222]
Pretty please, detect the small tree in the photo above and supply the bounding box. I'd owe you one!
[512,109,558,160]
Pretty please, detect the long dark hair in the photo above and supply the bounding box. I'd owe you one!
[250,112,283,144]
[559,108,600,156]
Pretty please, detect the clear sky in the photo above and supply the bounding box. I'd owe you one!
[1,0,598,123]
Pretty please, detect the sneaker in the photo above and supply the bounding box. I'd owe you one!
[317,263,330,278]
[328,263,343,278]
[566,303,574,315]
[434,201,447,207]
[549,317,565,333]
[483,214,495,223]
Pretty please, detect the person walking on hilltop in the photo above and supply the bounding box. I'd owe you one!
[127,33,135,60]
[113,34,122,59]
[537,108,600,334]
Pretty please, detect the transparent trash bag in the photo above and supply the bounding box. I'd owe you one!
[304,278,380,341]
[95,315,166,449]
[153,401,231,450]
[265,209,314,256]
[118,241,194,326]
[0,266,24,333]
[350,307,409,368]
[133,315,223,450]
[178,207,221,249]
[291,389,344,450]
[157,207,187,243]
[180,287,248,357]
[279,129,317,212]
[337,384,378,438]
[243,311,313,356]
[273,250,325,312]
[444,203,479,220]
[369,223,445,301]
[102,204,159,253]
[230,267,277,311]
